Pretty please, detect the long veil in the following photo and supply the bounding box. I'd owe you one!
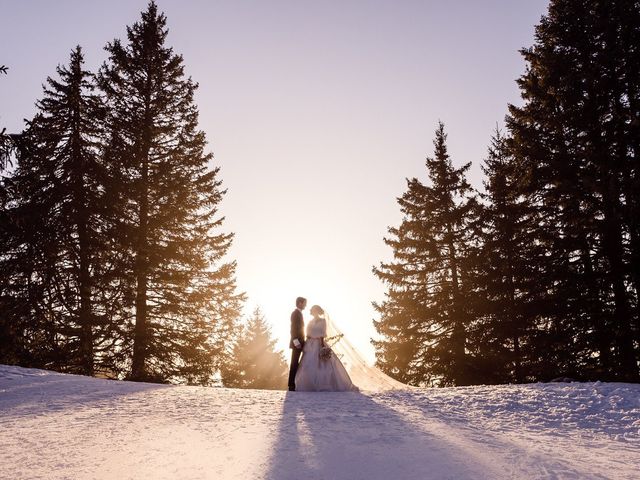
[323,312,408,392]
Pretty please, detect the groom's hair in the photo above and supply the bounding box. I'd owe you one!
[296,297,307,307]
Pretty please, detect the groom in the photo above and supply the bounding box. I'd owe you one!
[288,296,307,391]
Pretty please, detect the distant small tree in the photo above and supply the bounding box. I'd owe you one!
[221,308,288,390]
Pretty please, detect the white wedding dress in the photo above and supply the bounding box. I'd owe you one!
[295,316,359,392]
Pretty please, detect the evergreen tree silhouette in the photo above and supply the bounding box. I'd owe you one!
[468,129,542,383]
[0,47,108,375]
[374,122,476,386]
[507,0,640,381]
[97,2,244,383]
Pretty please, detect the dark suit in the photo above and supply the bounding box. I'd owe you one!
[288,309,305,390]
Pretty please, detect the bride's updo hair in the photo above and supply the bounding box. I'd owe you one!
[310,305,325,317]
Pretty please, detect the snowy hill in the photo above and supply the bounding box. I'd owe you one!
[0,365,638,479]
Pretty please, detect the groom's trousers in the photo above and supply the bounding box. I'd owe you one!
[288,348,302,390]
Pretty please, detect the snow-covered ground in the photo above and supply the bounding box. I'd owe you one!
[1,365,638,479]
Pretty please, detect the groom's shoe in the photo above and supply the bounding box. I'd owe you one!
[288,386,295,391]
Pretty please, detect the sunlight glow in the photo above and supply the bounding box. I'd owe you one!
[236,248,379,365]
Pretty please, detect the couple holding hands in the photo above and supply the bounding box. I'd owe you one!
[287,297,358,392]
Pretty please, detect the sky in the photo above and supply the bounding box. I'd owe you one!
[1,0,549,363]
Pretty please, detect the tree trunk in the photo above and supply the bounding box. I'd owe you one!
[625,77,640,363]
[505,261,522,383]
[621,126,640,366]
[131,66,154,381]
[72,97,93,377]
[131,142,150,381]
[77,195,93,376]
[601,174,638,381]
[629,228,640,366]
[131,163,149,380]
[446,224,467,386]
[580,234,612,376]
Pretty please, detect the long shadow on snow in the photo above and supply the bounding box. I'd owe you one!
[265,390,491,480]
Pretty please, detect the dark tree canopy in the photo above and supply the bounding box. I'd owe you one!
[373,122,476,386]
[506,0,640,382]
[374,0,640,386]
[0,2,244,385]
[0,47,108,375]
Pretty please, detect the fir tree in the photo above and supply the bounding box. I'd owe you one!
[373,122,476,386]
[469,129,543,383]
[221,308,288,390]
[506,0,640,381]
[0,47,108,375]
[97,2,244,384]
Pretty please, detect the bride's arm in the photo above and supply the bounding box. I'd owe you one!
[321,319,327,347]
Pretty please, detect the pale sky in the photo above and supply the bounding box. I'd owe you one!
[1,0,549,362]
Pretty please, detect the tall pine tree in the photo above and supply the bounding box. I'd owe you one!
[373,122,476,386]
[506,0,640,381]
[97,2,244,384]
[469,129,543,383]
[0,47,110,375]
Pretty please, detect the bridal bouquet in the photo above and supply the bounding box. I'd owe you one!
[319,346,333,361]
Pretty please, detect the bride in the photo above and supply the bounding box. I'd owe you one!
[294,305,359,392]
